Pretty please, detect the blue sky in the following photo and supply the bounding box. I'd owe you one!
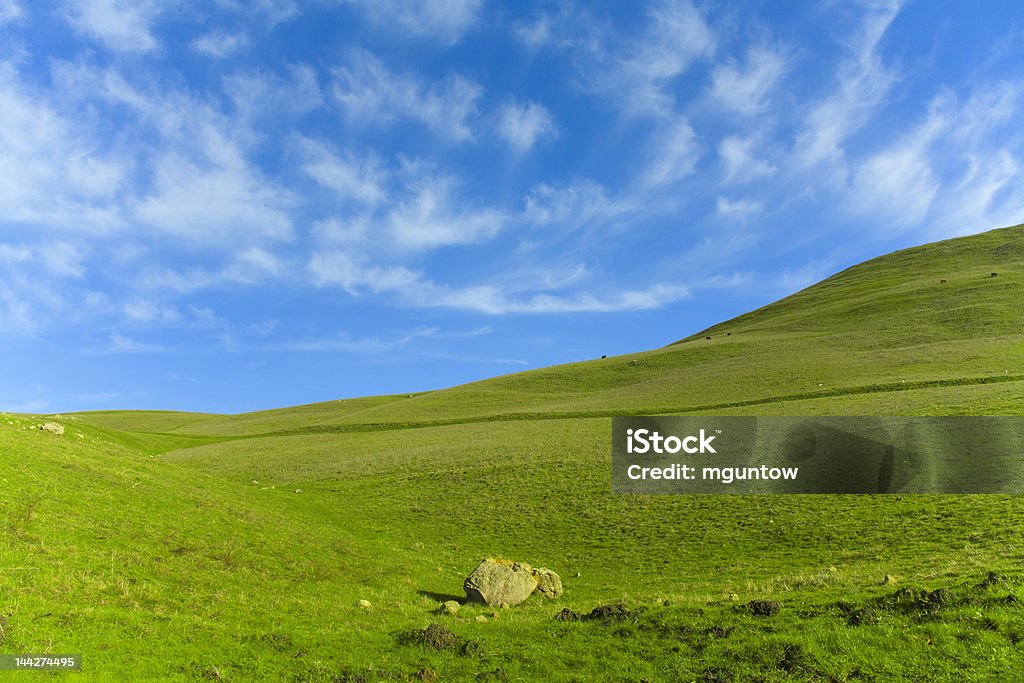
[1,1,1022,414]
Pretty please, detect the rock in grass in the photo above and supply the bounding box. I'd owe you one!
[357,599,371,609]
[533,567,563,599]
[39,422,64,435]
[464,558,539,607]
[438,600,460,615]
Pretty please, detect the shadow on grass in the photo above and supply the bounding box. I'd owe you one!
[418,589,464,603]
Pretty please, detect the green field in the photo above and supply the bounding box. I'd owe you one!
[3,225,1024,680]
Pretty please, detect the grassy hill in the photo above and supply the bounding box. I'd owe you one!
[4,224,1024,680]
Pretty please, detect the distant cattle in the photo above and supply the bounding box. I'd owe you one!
[991,272,999,278]
[601,355,607,359]
[705,336,712,340]
[940,279,946,284]
[726,332,732,336]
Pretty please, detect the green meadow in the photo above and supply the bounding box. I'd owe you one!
[3,225,1024,680]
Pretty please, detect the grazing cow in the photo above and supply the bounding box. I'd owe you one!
[991,272,998,278]
[726,332,732,336]
[705,336,712,340]
[601,355,607,359]
[940,279,946,284]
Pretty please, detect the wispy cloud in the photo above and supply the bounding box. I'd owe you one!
[0,61,127,234]
[268,326,439,353]
[191,30,249,57]
[308,248,689,315]
[225,64,323,120]
[716,196,762,222]
[522,179,634,235]
[0,0,23,24]
[718,135,776,184]
[297,135,386,205]
[309,250,420,294]
[847,107,944,227]
[793,1,902,170]
[135,151,294,245]
[340,0,482,44]
[637,119,700,190]
[62,0,163,52]
[578,0,715,117]
[497,100,557,153]
[386,175,506,250]
[332,49,482,141]
[101,334,169,354]
[708,44,787,116]
[417,282,691,314]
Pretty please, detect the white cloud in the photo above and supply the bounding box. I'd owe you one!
[123,298,182,323]
[297,136,385,205]
[638,119,700,189]
[135,152,293,245]
[0,279,35,335]
[63,0,162,51]
[584,0,714,117]
[933,150,1023,237]
[419,282,690,314]
[332,50,481,141]
[270,326,438,353]
[309,250,420,294]
[0,61,126,233]
[0,243,31,264]
[843,80,1024,236]
[497,100,557,153]
[0,0,23,24]
[513,12,553,50]
[311,217,369,245]
[387,176,506,250]
[39,241,87,277]
[104,334,168,354]
[212,0,297,27]
[309,248,688,315]
[523,179,633,235]
[848,112,943,227]
[223,247,286,284]
[341,0,481,44]
[191,30,249,58]
[709,44,786,116]
[716,197,762,222]
[226,64,323,119]
[794,1,902,169]
[718,135,776,184]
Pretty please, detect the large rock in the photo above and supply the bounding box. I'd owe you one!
[39,422,64,435]
[533,567,563,599]
[464,558,539,607]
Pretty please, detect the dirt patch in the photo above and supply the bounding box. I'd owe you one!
[397,624,481,656]
[553,604,637,624]
[745,600,780,617]
[978,571,1008,589]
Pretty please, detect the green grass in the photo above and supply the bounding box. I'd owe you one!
[3,224,1024,680]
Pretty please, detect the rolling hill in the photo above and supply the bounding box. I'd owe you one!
[4,224,1024,680]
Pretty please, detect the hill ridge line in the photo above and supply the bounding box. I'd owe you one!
[201,372,1024,441]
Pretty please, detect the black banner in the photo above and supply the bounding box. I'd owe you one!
[612,416,1024,494]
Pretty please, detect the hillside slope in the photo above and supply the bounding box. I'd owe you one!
[82,223,1024,436]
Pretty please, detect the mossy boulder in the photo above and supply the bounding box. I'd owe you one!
[464,558,539,607]
[533,567,563,599]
